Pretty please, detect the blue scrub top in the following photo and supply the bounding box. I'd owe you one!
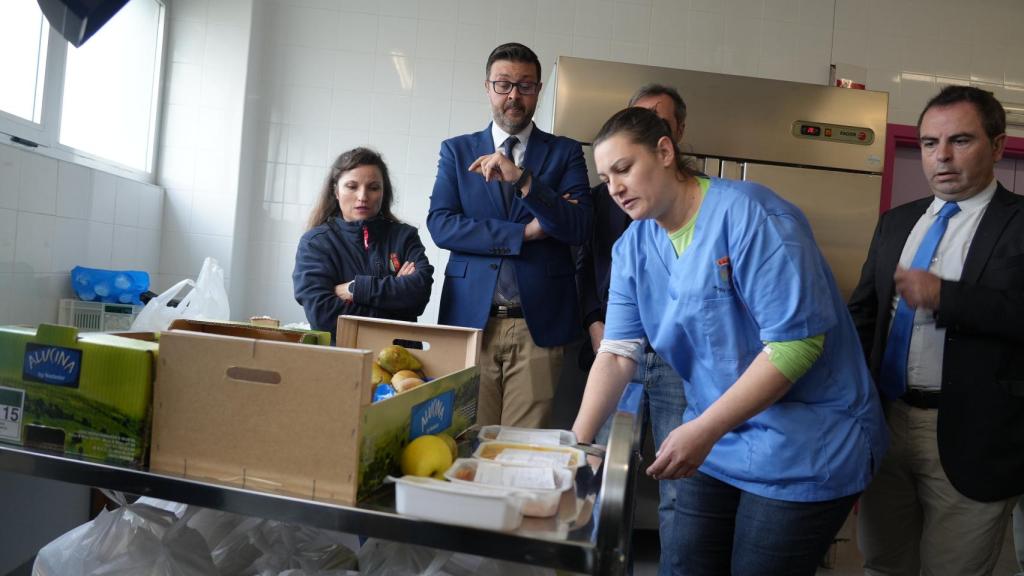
[606,178,887,502]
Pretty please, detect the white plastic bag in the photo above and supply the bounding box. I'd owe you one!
[188,507,358,576]
[131,257,230,331]
[34,495,359,576]
[32,497,218,576]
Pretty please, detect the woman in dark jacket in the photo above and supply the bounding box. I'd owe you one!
[293,148,433,340]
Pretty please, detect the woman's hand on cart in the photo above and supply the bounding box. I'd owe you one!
[645,420,717,480]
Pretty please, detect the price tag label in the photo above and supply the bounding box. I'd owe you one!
[0,386,25,442]
[495,429,563,446]
[495,449,572,468]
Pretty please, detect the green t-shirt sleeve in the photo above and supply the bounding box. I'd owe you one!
[765,334,825,383]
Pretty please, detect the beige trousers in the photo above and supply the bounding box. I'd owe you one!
[859,399,1015,576]
[475,317,564,428]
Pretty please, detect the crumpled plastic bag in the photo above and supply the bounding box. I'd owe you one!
[131,256,230,332]
[32,495,217,576]
[356,538,555,576]
[187,507,358,576]
[33,495,359,576]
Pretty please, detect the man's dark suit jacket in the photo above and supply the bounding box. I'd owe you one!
[848,183,1024,502]
[575,182,631,369]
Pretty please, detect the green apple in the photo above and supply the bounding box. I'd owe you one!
[400,435,454,479]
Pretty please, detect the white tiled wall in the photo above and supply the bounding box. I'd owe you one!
[0,142,163,326]
[154,0,253,310]
[11,0,1023,329]
[229,0,1024,326]
[239,0,839,325]
[834,0,1024,130]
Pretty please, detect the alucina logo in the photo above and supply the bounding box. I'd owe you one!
[410,389,454,439]
[23,344,83,387]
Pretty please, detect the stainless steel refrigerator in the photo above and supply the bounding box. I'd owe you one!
[538,56,889,298]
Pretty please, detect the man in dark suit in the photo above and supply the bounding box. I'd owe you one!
[849,85,1023,575]
[427,42,591,427]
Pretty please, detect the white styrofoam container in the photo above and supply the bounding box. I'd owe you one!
[444,458,573,517]
[473,441,586,470]
[478,425,577,446]
[392,476,524,531]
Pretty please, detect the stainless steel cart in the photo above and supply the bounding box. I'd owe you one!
[0,385,644,575]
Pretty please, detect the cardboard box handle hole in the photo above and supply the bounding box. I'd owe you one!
[226,366,282,385]
[392,338,429,351]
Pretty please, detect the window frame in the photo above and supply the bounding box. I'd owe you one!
[0,1,167,184]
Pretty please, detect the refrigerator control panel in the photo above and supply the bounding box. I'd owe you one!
[792,121,875,146]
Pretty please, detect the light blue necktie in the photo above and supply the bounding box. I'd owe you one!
[494,136,520,305]
[879,201,960,399]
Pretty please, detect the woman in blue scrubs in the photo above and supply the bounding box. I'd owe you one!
[572,108,887,575]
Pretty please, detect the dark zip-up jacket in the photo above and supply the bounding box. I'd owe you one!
[293,217,433,339]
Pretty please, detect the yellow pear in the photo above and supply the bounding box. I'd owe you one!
[377,345,423,374]
[371,362,392,385]
[400,435,454,478]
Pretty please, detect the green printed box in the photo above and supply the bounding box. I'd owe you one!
[355,359,479,501]
[0,324,157,466]
[338,316,481,501]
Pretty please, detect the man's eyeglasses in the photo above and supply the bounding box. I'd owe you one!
[489,80,540,95]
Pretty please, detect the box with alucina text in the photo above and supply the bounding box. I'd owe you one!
[0,324,157,466]
[150,316,480,505]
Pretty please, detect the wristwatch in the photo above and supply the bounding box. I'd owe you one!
[513,167,532,197]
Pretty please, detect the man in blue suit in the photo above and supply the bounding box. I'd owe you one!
[427,43,592,427]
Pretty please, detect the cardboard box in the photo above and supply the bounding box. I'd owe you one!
[167,318,330,345]
[0,324,157,466]
[150,316,480,504]
[336,316,481,500]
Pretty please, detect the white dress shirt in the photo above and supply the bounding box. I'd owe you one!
[491,121,533,167]
[892,178,998,391]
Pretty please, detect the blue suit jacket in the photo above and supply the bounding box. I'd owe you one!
[427,123,592,347]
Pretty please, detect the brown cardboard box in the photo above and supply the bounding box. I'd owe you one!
[336,315,479,383]
[150,316,480,504]
[337,316,481,500]
[167,318,330,345]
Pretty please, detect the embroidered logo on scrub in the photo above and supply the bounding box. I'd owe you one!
[715,256,732,292]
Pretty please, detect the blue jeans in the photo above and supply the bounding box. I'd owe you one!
[596,352,686,576]
[672,472,857,576]
[641,352,687,576]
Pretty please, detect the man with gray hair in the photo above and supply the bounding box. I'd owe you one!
[575,82,689,576]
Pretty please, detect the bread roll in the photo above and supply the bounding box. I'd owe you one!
[394,377,424,392]
[391,369,420,383]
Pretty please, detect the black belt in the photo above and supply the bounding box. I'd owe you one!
[900,388,940,410]
[490,305,524,318]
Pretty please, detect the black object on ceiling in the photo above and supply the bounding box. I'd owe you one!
[36,0,131,48]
